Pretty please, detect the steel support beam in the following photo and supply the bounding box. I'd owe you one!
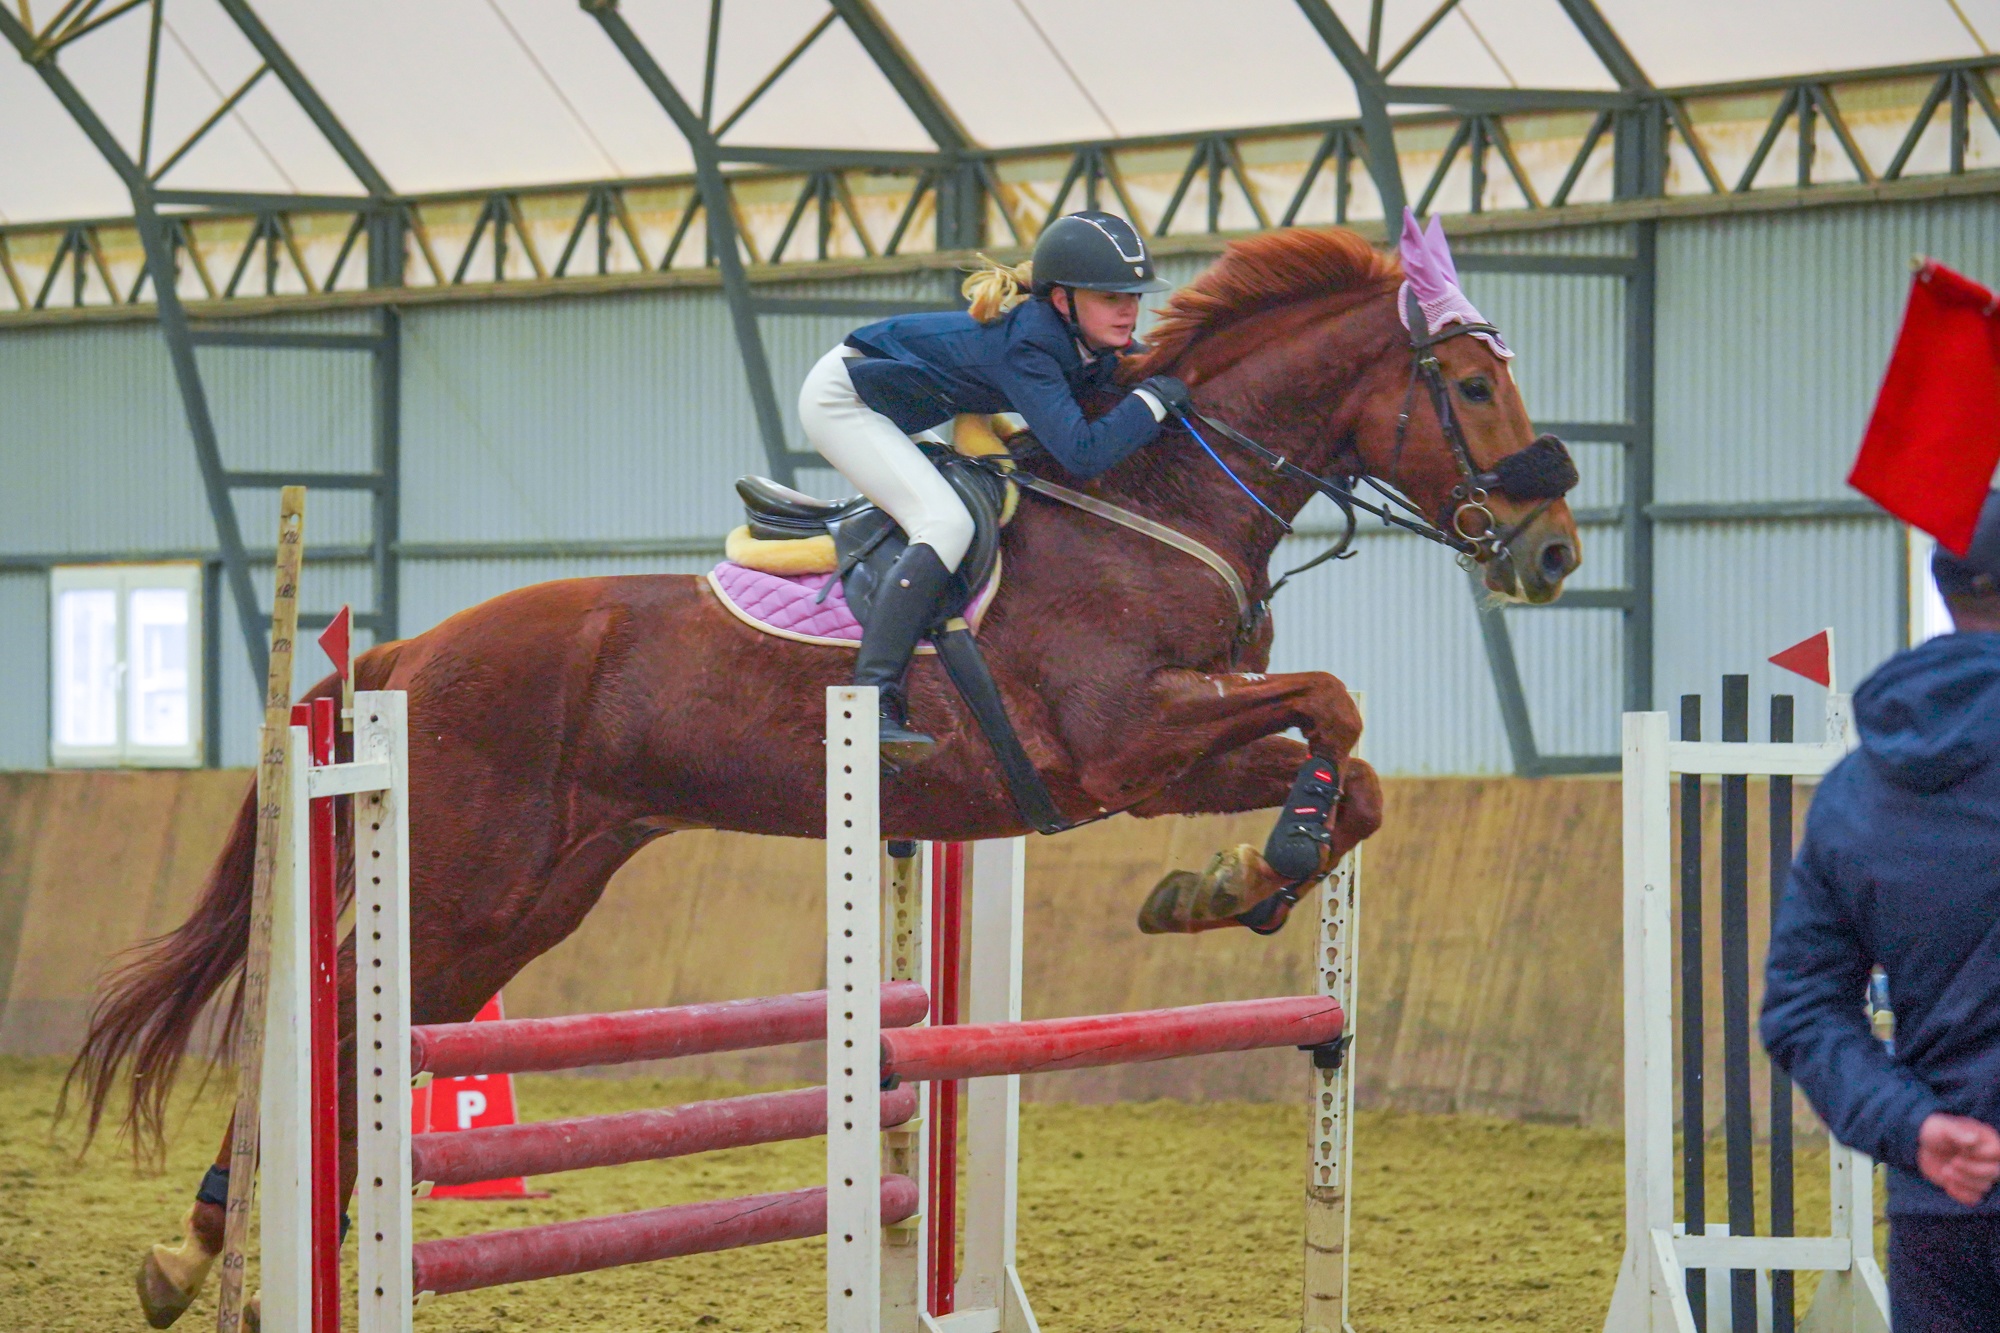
[1624,220,1657,714]
[1292,0,1406,218]
[1552,0,1651,92]
[1470,570,1544,775]
[584,0,796,484]
[1613,99,1668,200]
[1,5,272,685]
[373,306,402,640]
[1557,0,1667,202]
[826,0,968,152]
[1385,84,1633,112]
[826,0,982,250]
[6,0,403,702]
[212,0,394,197]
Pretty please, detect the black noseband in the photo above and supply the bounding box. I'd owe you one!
[1475,434,1578,503]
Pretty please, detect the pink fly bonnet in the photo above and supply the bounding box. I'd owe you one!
[1397,207,1512,359]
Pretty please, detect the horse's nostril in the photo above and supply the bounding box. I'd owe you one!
[1539,540,1575,582]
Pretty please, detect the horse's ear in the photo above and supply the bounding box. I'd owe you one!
[1422,213,1460,286]
[1402,285,1431,342]
[1397,206,1425,255]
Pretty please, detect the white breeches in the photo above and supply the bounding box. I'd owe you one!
[798,345,974,574]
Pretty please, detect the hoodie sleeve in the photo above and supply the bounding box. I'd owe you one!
[1760,826,1941,1172]
[991,334,1165,479]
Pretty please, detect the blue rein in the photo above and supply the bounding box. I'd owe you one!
[1174,409,1294,534]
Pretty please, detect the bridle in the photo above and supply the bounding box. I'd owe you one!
[1172,287,1577,606]
[1394,288,1568,560]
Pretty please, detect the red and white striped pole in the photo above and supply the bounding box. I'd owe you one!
[925,842,966,1319]
[308,610,351,1333]
[287,694,340,1333]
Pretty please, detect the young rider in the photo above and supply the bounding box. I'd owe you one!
[796,209,1191,752]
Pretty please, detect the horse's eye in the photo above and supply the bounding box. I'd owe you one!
[1459,377,1493,404]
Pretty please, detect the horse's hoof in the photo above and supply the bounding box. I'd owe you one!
[1138,870,1201,934]
[244,1291,261,1332]
[137,1209,219,1328]
[1138,845,1273,933]
[1189,844,1263,918]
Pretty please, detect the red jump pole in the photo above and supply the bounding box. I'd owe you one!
[300,698,340,1333]
[411,981,930,1078]
[413,1084,919,1188]
[926,841,965,1318]
[410,1176,921,1297]
[883,995,1345,1083]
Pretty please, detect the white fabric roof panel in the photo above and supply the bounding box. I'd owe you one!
[1598,0,1994,88]
[875,0,1363,142]
[1,0,1997,225]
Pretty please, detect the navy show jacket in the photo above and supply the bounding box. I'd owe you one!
[1761,631,2000,1216]
[842,297,1166,480]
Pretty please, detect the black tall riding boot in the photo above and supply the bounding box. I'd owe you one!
[852,542,953,758]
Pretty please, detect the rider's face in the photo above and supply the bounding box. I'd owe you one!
[1053,288,1142,350]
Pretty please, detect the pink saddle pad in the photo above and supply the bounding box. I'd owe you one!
[707,559,999,649]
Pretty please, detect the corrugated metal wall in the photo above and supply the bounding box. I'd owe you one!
[1650,196,2000,720]
[5,196,1983,770]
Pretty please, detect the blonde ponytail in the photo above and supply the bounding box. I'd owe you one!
[962,254,1034,323]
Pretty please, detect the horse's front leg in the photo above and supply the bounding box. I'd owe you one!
[1077,667,1364,806]
[1075,672,1380,935]
[1128,733,1383,852]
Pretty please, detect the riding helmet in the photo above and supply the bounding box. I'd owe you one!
[1031,211,1171,294]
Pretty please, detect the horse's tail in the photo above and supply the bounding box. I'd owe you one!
[63,642,408,1159]
[62,778,259,1160]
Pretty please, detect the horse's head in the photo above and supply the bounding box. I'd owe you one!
[1131,217,1581,607]
[1345,212,1580,604]
[1352,301,1582,605]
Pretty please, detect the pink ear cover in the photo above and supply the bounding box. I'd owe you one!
[1395,207,1512,359]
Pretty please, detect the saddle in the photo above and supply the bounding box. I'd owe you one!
[727,414,1021,625]
[721,415,1065,834]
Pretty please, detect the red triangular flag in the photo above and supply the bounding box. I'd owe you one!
[316,605,352,681]
[1850,262,2000,555]
[1770,630,1832,688]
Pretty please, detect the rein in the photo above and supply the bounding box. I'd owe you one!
[1170,291,1577,607]
[987,295,1577,647]
[1009,471,1253,622]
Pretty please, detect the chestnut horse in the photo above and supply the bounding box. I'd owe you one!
[76,226,1579,1324]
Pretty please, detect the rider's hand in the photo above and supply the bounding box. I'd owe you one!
[1917,1113,2000,1206]
[1136,374,1194,418]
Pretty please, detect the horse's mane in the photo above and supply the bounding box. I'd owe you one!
[1132,228,1401,376]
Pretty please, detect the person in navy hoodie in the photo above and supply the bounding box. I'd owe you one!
[1763,489,2000,1329]
[795,210,1188,754]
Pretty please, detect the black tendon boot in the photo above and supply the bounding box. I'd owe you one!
[853,542,954,758]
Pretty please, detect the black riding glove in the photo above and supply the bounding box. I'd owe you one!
[1135,374,1194,418]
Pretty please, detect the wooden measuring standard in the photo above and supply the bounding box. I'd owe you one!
[215,486,307,1333]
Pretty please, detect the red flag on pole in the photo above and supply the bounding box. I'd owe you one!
[1850,261,2000,555]
[1769,629,1834,691]
[316,605,351,680]
[317,605,354,728]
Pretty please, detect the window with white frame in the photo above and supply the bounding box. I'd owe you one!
[50,564,204,767]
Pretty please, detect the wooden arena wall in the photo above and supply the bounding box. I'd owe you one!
[0,769,1806,1132]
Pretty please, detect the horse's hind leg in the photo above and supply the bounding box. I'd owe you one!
[137,1123,233,1328]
